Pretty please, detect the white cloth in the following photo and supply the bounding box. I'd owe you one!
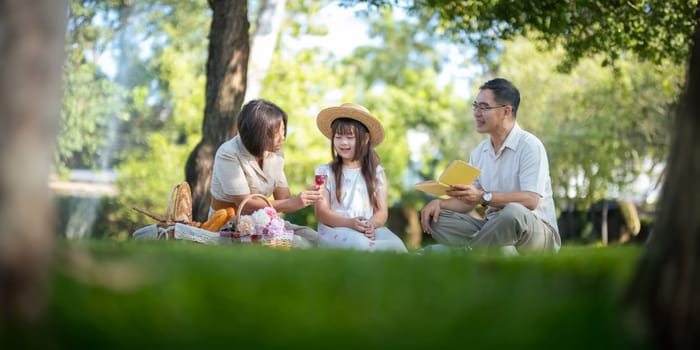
[470,123,561,251]
[132,224,160,240]
[316,164,407,253]
[318,225,407,252]
[171,223,220,244]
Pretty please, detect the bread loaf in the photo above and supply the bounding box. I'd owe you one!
[226,207,235,223]
[201,209,229,232]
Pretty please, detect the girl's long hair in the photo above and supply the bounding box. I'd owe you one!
[329,118,381,211]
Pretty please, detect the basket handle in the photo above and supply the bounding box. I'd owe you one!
[165,182,181,224]
[235,194,274,232]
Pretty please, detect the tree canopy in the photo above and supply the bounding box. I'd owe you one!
[348,0,698,71]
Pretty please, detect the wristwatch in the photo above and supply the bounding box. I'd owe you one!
[481,191,492,206]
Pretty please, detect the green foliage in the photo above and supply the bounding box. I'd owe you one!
[346,8,445,88]
[111,0,209,157]
[58,60,125,172]
[59,1,131,172]
[109,2,208,232]
[110,133,194,237]
[2,241,649,349]
[351,0,699,72]
[62,1,210,236]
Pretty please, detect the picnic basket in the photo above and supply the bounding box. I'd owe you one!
[231,194,293,250]
[132,181,194,239]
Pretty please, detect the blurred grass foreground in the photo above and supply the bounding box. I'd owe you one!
[3,241,649,349]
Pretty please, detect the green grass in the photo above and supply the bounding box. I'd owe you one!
[3,240,649,349]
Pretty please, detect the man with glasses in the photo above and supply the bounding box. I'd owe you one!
[419,78,561,254]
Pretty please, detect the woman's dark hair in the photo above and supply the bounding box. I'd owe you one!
[329,118,381,211]
[480,78,521,118]
[237,99,288,158]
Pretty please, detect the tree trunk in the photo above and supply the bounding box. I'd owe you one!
[185,0,249,221]
[244,0,286,103]
[401,207,422,249]
[0,0,68,322]
[626,7,700,348]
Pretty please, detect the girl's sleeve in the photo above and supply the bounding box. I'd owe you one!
[376,165,386,190]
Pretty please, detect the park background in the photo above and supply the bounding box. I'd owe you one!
[53,0,682,248]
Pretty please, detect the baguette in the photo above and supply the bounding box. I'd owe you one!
[226,207,235,223]
[201,208,229,232]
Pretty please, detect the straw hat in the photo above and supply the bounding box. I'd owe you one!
[316,103,385,146]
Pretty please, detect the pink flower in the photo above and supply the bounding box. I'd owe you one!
[252,208,272,228]
[237,216,256,236]
[236,206,286,239]
[263,206,276,219]
[266,216,285,236]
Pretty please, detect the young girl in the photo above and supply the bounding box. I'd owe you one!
[314,103,407,252]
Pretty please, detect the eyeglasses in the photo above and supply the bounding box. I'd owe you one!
[472,103,507,112]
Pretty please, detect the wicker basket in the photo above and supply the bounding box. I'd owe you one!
[133,182,193,239]
[233,194,293,250]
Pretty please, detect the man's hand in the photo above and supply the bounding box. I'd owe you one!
[446,184,483,205]
[420,199,442,234]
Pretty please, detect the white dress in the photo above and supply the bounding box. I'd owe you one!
[316,164,407,252]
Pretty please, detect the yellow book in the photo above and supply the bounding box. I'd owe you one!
[414,160,481,197]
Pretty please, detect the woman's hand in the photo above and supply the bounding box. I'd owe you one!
[296,188,323,208]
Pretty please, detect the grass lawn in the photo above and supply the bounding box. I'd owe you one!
[3,240,650,349]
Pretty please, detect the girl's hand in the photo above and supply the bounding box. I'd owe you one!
[363,225,375,240]
[360,217,375,240]
[351,216,369,234]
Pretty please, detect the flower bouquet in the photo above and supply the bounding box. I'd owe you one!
[222,194,293,249]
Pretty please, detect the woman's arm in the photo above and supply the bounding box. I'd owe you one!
[227,194,270,216]
[271,186,322,214]
[225,187,320,216]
